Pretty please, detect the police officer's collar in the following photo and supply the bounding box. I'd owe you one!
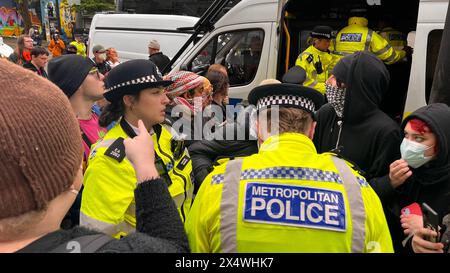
[247,83,324,116]
[121,118,154,137]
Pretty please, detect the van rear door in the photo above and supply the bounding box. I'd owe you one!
[403,0,448,116]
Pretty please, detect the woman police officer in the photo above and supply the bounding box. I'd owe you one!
[80,60,193,238]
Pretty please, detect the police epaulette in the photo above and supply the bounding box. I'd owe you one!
[306,54,314,63]
[104,137,126,162]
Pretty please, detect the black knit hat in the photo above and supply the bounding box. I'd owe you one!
[48,55,95,98]
[310,26,333,39]
[248,83,324,116]
[104,59,173,102]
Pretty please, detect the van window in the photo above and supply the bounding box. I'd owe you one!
[188,29,264,86]
[425,29,443,104]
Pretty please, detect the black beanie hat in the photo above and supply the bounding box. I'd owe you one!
[48,55,95,98]
[104,59,172,102]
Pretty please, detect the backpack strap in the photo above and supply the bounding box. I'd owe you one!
[50,234,114,253]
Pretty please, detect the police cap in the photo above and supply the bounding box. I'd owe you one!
[104,59,173,102]
[248,83,324,116]
[310,26,333,39]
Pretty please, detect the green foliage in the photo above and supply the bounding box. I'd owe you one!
[78,0,115,15]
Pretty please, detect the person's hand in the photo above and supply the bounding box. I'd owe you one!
[389,159,412,188]
[403,46,413,56]
[412,227,444,253]
[123,120,158,183]
[401,214,423,235]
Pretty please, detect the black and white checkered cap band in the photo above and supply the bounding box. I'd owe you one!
[105,75,158,92]
[257,95,315,112]
[311,32,331,39]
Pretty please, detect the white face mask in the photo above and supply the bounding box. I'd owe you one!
[98,53,107,61]
[400,138,435,169]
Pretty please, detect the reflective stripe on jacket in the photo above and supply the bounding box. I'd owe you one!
[294,45,335,94]
[378,27,407,51]
[80,121,193,238]
[185,133,393,253]
[333,17,406,65]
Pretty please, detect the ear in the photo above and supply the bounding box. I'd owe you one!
[123,95,135,108]
[307,121,317,140]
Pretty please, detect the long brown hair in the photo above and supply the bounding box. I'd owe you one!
[14,35,31,65]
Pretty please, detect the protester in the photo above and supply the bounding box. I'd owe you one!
[23,46,49,78]
[8,35,33,65]
[91,44,111,75]
[0,59,188,253]
[48,55,107,228]
[148,39,171,72]
[80,60,194,238]
[29,25,42,46]
[208,63,228,76]
[48,32,66,58]
[379,103,450,252]
[313,51,402,184]
[410,213,450,253]
[186,82,393,253]
[106,47,121,69]
[164,70,213,146]
[188,100,259,193]
[205,70,229,124]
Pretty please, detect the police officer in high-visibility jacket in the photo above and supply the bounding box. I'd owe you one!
[295,26,335,95]
[377,17,408,52]
[80,60,193,238]
[185,83,394,253]
[333,15,406,65]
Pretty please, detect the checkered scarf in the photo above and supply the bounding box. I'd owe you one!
[164,70,203,96]
[325,84,346,118]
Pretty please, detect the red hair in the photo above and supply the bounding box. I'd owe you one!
[409,119,432,134]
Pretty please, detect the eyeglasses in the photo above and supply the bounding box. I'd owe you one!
[88,67,102,79]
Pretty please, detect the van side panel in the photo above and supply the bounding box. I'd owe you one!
[404,0,448,116]
[88,14,198,61]
[91,30,192,61]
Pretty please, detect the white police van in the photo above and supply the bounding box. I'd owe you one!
[169,0,450,119]
[88,14,199,62]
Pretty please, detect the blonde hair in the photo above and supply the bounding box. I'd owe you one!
[260,107,313,135]
[259,79,281,86]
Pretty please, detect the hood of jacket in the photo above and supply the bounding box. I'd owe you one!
[402,103,450,169]
[332,51,390,124]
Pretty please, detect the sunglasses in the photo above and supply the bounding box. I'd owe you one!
[88,67,102,79]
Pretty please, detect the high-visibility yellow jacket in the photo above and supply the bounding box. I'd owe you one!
[70,41,86,57]
[378,27,407,51]
[294,45,335,94]
[185,133,393,253]
[332,17,406,65]
[80,120,193,238]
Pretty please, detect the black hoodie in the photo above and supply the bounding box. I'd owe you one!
[385,103,450,253]
[314,52,402,182]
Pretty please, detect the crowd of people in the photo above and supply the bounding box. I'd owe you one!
[0,17,449,254]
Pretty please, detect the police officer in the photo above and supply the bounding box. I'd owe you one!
[80,60,194,238]
[333,10,407,65]
[377,17,408,52]
[185,83,394,253]
[295,26,335,94]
